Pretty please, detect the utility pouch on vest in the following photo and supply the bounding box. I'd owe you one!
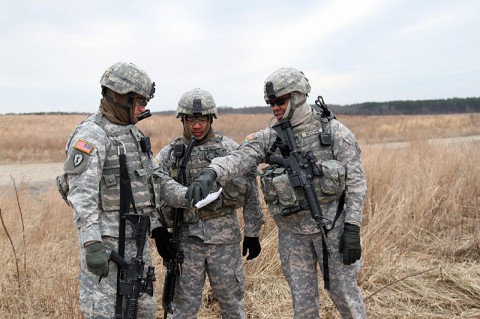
[160,204,200,226]
[222,177,248,208]
[272,172,298,207]
[260,166,299,207]
[313,159,346,204]
[260,166,279,202]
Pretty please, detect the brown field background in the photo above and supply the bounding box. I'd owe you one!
[0,112,479,318]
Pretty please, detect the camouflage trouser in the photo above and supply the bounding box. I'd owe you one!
[78,236,156,319]
[278,225,367,319]
[172,236,246,319]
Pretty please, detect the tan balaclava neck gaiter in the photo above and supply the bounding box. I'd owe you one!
[100,90,138,125]
[274,92,311,127]
[182,116,214,145]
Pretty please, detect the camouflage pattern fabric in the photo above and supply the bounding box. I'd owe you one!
[63,111,189,319]
[207,109,367,318]
[263,67,311,102]
[100,62,155,99]
[79,236,156,319]
[155,132,264,318]
[171,236,246,319]
[175,87,218,118]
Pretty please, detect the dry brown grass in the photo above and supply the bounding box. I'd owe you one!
[1,112,479,164]
[1,112,479,318]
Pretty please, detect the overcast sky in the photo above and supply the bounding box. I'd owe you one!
[1,0,479,114]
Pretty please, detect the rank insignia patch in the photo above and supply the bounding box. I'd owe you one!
[74,139,94,154]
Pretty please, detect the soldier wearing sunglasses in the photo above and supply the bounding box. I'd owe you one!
[186,68,367,319]
[154,88,264,318]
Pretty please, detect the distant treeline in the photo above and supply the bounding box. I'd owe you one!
[6,97,480,116]
[329,97,480,115]
[158,97,480,116]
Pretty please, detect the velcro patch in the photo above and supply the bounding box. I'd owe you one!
[74,139,94,155]
[246,133,257,141]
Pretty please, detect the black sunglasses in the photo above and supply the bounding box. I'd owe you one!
[268,96,289,107]
[136,96,148,107]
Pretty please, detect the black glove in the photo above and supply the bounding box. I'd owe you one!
[85,242,109,277]
[242,236,261,260]
[339,223,362,265]
[151,227,175,261]
[185,169,217,205]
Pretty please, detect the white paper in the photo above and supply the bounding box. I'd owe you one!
[194,188,223,209]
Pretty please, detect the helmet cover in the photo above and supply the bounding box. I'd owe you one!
[100,62,155,99]
[264,67,311,103]
[176,88,218,118]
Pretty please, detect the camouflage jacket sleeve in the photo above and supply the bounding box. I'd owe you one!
[154,141,176,173]
[209,127,275,183]
[152,167,189,208]
[221,136,265,237]
[64,122,108,246]
[242,171,264,237]
[153,140,189,208]
[330,120,367,225]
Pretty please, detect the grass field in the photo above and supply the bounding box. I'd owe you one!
[0,112,479,318]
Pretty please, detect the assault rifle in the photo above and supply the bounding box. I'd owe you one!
[268,119,332,290]
[110,142,155,319]
[162,137,196,318]
[110,214,155,319]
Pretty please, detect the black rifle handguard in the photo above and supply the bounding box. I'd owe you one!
[162,137,196,318]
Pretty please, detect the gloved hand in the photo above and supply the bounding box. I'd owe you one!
[151,227,176,261]
[339,223,362,265]
[185,169,216,205]
[242,236,261,260]
[85,241,109,277]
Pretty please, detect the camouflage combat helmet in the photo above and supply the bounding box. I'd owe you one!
[263,67,311,103]
[175,88,218,118]
[100,62,155,100]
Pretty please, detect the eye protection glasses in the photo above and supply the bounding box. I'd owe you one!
[184,115,209,124]
[268,96,289,107]
[136,97,149,107]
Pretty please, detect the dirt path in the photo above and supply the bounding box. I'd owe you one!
[0,162,63,186]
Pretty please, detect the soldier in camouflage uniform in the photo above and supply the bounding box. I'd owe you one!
[186,68,367,319]
[56,62,190,319]
[154,88,264,318]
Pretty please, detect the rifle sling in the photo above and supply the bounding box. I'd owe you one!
[115,152,139,318]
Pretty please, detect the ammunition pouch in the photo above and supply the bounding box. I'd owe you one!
[261,160,346,208]
[312,159,346,204]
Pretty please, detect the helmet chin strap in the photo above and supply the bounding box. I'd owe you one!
[283,92,307,120]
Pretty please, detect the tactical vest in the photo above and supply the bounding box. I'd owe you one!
[163,134,246,223]
[261,112,346,209]
[94,113,157,212]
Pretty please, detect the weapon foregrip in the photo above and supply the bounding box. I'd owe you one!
[268,155,287,166]
[110,250,127,268]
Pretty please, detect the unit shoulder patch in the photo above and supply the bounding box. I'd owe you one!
[74,139,95,155]
[64,149,89,174]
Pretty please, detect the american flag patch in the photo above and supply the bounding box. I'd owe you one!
[246,133,257,141]
[74,139,94,154]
